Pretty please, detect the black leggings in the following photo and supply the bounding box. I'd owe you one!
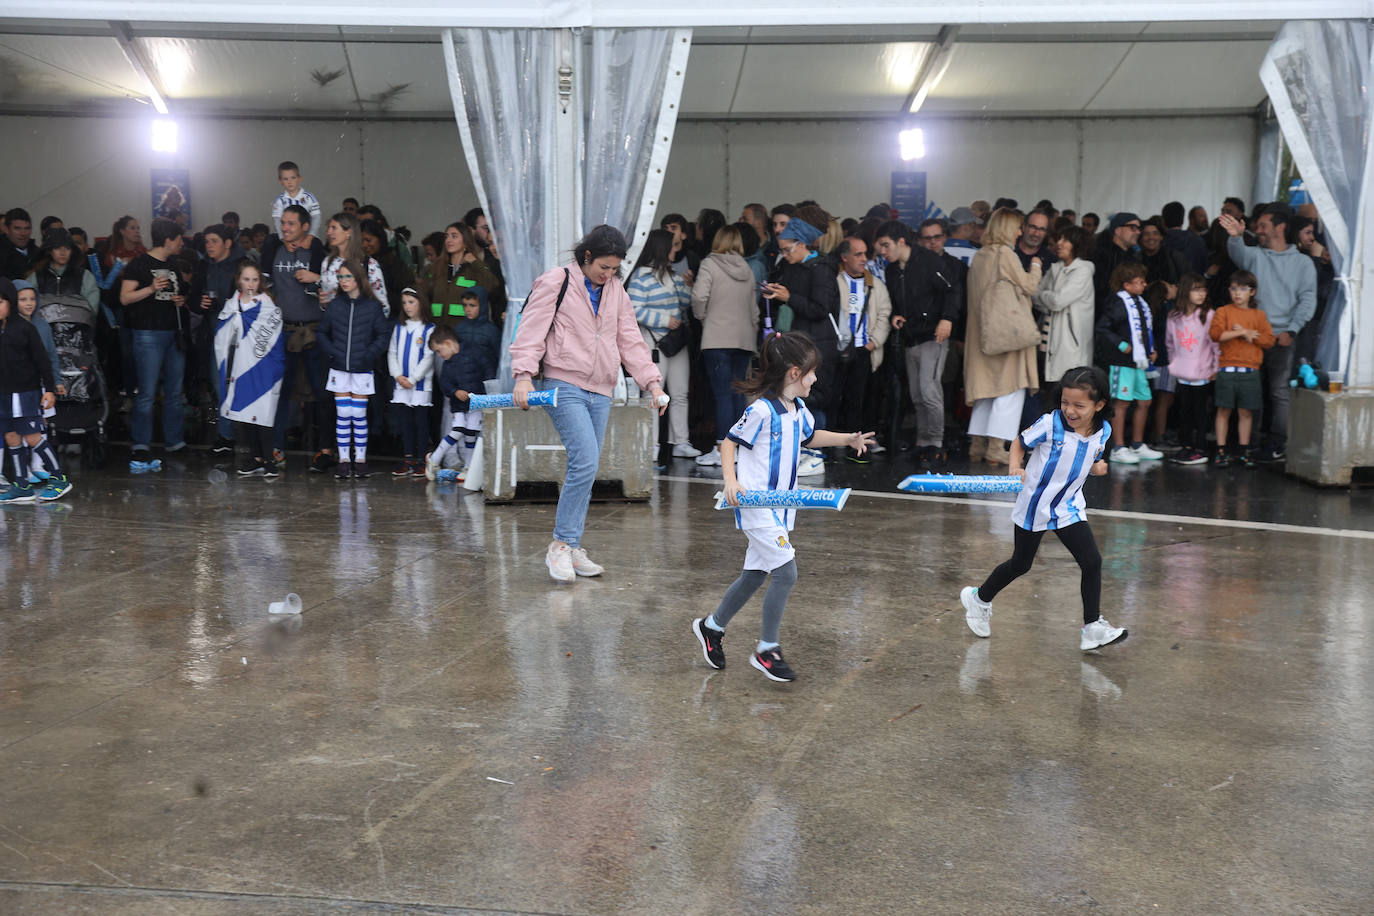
[979,522,1102,624]
[237,422,275,462]
[1174,382,1212,450]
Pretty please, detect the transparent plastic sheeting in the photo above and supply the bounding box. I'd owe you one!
[447,29,560,391]
[1260,21,1372,381]
[446,28,684,391]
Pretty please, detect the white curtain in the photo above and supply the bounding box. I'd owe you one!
[1260,21,1373,383]
[444,27,691,389]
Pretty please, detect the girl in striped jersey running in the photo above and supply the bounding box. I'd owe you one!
[692,332,875,682]
[960,366,1129,651]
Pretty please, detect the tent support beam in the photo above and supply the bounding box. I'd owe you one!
[109,20,168,114]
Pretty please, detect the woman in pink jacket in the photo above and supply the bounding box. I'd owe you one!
[511,225,666,583]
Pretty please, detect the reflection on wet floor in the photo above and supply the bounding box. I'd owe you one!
[0,451,1370,913]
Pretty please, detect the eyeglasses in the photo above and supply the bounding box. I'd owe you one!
[1228,284,1254,291]
[1124,223,1142,231]
[337,273,355,280]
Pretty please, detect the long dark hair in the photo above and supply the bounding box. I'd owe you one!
[336,258,375,300]
[572,225,628,279]
[695,208,726,254]
[735,331,819,401]
[1171,272,1210,323]
[631,228,675,282]
[1046,366,1110,433]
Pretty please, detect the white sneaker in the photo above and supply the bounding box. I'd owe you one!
[796,453,825,477]
[570,547,604,577]
[672,442,702,459]
[1080,617,1128,651]
[695,447,722,467]
[1132,443,1163,461]
[1108,445,1139,465]
[545,541,575,584]
[961,586,991,638]
[424,451,438,481]
[867,443,887,455]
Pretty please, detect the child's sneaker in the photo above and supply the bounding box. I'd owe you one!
[545,541,575,584]
[1080,617,1128,651]
[750,647,797,682]
[1132,442,1163,461]
[411,460,428,478]
[0,482,37,504]
[263,461,280,479]
[238,459,266,477]
[1239,452,1257,469]
[38,475,73,502]
[1213,449,1232,468]
[1172,449,1208,466]
[961,586,992,637]
[334,461,354,479]
[424,452,438,481]
[570,548,604,577]
[1108,445,1139,465]
[353,462,371,478]
[211,436,235,454]
[692,618,726,669]
[393,461,413,478]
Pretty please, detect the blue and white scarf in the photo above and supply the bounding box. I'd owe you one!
[1117,290,1153,369]
[215,293,286,426]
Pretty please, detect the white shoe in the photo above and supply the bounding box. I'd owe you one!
[867,443,887,455]
[570,547,604,577]
[672,442,702,459]
[1132,443,1163,461]
[961,586,991,638]
[1108,445,1139,465]
[796,453,825,477]
[424,452,438,481]
[545,541,575,584]
[1080,617,1128,651]
[695,447,722,467]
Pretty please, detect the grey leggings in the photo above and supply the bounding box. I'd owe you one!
[709,560,798,644]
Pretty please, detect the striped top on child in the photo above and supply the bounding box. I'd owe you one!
[726,396,816,531]
[271,189,322,237]
[1011,410,1111,532]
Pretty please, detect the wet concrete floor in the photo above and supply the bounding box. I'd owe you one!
[1,451,1371,914]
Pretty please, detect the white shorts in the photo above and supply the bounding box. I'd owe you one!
[391,385,432,407]
[450,409,484,433]
[743,525,796,572]
[327,370,375,395]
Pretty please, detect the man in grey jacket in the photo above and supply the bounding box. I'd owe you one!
[1221,204,1316,461]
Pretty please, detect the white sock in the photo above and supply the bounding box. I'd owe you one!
[756,640,779,653]
[704,614,724,632]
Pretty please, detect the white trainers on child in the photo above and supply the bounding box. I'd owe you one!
[672,442,702,459]
[960,586,992,638]
[1080,616,1128,650]
[694,447,722,467]
[570,547,604,577]
[545,541,576,583]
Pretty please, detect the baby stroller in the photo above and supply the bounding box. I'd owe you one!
[38,293,110,466]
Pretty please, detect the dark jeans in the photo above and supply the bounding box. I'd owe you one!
[1174,383,1212,450]
[237,422,275,461]
[979,522,1102,624]
[704,348,752,442]
[395,403,431,459]
[1260,342,1295,447]
[273,339,333,452]
[834,346,872,434]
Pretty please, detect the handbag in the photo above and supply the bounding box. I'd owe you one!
[979,277,1040,356]
[656,321,691,357]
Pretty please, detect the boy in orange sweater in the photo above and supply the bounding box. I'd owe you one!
[1209,270,1275,468]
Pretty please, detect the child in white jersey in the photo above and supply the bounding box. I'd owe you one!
[271,161,321,238]
[960,366,1129,652]
[692,332,875,682]
[388,288,435,477]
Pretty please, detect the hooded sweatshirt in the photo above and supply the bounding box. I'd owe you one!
[0,278,55,396]
[454,285,501,383]
[692,252,759,351]
[1226,236,1318,335]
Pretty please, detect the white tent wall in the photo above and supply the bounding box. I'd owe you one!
[0,115,476,240]
[659,115,1257,223]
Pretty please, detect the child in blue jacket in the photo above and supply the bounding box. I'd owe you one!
[318,259,389,478]
[424,323,497,481]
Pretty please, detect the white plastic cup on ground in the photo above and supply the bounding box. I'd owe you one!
[268,593,302,616]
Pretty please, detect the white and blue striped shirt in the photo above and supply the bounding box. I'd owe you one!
[726,395,815,531]
[271,189,322,237]
[1011,410,1111,532]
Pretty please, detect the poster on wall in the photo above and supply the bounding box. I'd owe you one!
[151,168,191,227]
[890,171,927,228]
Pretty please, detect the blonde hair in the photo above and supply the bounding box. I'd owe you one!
[710,225,744,256]
[984,207,1024,248]
[817,219,843,255]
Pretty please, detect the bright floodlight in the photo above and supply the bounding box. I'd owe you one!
[151,118,178,153]
[899,128,925,161]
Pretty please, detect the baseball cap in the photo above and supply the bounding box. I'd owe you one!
[948,207,983,227]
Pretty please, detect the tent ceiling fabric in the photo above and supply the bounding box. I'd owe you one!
[0,20,1278,119]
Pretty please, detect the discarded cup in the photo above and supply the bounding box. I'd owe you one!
[268,593,302,616]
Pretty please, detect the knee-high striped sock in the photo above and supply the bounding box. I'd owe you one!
[335,399,354,461]
[431,430,458,467]
[349,398,370,463]
[6,445,32,484]
[29,436,59,479]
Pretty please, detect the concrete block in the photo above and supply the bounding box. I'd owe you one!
[1286,387,1374,486]
[480,400,658,502]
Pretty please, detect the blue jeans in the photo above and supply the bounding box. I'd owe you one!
[704,348,752,442]
[273,341,332,451]
[130,330,186,450]
[542,377,610,549]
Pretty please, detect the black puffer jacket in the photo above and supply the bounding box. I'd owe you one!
[775,256,840,346]
[0,314,55,394]
[318,294,389,372]
[888,247,959,345]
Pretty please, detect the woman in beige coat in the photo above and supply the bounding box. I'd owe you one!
[964,208,1042,464]
[691,225,760,466]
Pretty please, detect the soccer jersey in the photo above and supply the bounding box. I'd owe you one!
[271,189,322,236]
[725,395,815,531]
[1011,410,1111,532]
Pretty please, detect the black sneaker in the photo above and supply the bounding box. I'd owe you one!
[211,436,235,454]
[262,461,280,479]
[1257,445,1286,463]
[238,459,266,477]
[353,461,371,478]
[1213,450,1232,468]
[334,461,353,479]
[750,647,797,682]
[311,450,337,474]
[692,618,726,669]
